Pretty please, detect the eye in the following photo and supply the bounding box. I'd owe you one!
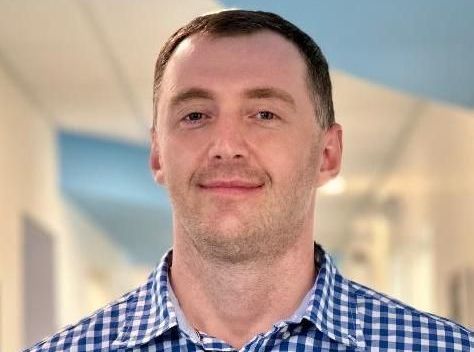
[182,112,205,125]
[255,111,276,120]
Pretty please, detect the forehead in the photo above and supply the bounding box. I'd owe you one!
[159,30,310,97]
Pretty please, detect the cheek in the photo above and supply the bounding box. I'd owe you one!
[275,140,320,189]
[161,135,202,184]
[255,128,318,170]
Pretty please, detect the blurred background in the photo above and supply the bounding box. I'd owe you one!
[1,1,473,350]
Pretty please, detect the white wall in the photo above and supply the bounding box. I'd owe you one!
[0,62,61,351]
[0,63,145,351]
[342,102,474,328]
[381,103,474,325]
[61,199,148,320]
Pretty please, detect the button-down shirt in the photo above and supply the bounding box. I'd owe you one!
[25,244,473,351]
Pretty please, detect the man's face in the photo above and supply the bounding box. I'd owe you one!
[152,31,341,263]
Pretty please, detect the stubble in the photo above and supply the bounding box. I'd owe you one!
[169,143,320,265]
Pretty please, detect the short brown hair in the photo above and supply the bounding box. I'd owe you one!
[152,9,335,130]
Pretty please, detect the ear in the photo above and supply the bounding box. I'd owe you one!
[317,123,343,188]
[150,128,165,185]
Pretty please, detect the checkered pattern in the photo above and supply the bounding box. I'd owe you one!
[24,244,473,351]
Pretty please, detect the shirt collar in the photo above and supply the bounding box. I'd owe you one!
[303,244,366,349]
[111,249,178,350]
[112,244,366,350]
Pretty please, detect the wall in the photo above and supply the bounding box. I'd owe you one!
[0,63,144,351]
[339,101,474,329]
[381,103,474,324]
[61,199,148,319]
[0,62,61,351]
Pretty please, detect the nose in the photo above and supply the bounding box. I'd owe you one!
[207,116,249,162]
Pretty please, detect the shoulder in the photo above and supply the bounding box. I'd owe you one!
[23,250,173,352]
[348,279,474,350]
[23,285,141,352]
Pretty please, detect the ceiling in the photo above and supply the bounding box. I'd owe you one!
[1,1,473,263]
[0,0,221,144]
[222,0,474,108]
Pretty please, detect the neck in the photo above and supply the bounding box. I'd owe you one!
[169,217,316,349]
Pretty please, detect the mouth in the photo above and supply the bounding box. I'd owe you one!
[198,180,264,196]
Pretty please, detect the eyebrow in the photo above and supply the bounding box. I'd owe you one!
[169,88,214,109]
[169,86,296,110]
[243,87,296,110]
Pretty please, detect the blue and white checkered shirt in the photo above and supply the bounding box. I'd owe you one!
[25,244,473,351]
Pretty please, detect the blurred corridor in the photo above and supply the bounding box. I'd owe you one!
[0,1,473,350]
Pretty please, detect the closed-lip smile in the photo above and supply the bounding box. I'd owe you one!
[198,179,264,195]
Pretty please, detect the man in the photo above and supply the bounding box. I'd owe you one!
[26,9,473,352]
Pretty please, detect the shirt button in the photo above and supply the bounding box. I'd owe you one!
[282,331,291,340]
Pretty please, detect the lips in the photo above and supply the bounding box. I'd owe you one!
[199,180,264,189]
[198,179,264,195]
